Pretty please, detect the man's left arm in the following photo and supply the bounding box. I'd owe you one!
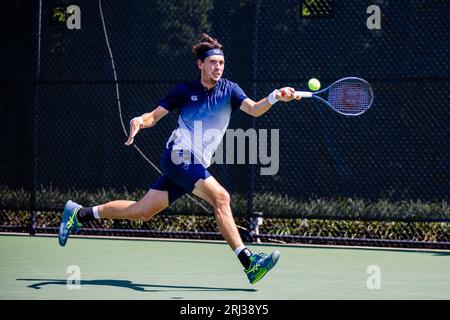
[240,87,301,117]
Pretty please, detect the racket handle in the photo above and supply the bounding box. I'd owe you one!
[294,91,313,98]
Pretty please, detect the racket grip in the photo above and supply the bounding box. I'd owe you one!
[294,91,313,98]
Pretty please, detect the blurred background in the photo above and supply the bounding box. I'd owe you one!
[1,0,448,248]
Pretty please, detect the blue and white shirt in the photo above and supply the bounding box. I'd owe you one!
[159,78,248,168]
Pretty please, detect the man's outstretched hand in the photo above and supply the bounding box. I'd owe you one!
[124,119,142,146]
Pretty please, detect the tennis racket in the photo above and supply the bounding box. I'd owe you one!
[294,77,374,116]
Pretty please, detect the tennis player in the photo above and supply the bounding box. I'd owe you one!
[59,33,300,284]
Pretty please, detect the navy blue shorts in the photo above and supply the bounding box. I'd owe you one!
[150,146,211,204]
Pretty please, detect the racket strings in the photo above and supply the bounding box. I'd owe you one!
[327,80,373,115]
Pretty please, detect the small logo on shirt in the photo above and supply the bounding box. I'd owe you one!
[191,95,198,101]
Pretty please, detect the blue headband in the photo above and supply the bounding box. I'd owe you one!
[197,48,224,61]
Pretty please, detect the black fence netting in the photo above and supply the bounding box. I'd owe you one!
[1,0,449,247]
[253,0,449,202]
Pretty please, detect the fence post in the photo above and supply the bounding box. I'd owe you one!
[247,0,261,219]
[30,0,43,236]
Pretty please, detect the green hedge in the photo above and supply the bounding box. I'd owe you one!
[1,185,449,220]
[1,186,448,243]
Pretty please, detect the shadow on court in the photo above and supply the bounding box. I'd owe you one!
[16,279,257,293]
[432,252,450,256]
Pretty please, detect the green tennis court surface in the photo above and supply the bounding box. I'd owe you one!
[1,234,449,299]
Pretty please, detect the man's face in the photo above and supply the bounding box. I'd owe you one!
[198,55,225,83]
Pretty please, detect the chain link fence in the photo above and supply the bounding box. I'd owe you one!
[1,0,449,248]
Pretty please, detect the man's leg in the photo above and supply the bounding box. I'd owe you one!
[97,189,169,220]
[59,189,169,247]
[192,176,242,251]
[192,176,280,284]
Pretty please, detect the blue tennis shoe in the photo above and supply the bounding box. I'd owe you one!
[58,200,82,247]
[245,251,280,284]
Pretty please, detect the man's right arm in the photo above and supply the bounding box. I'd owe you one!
[125,106,169,146]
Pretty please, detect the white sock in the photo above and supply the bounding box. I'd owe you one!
[234,245,246,256]
[93,206,100,219]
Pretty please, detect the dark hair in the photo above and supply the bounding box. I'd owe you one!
[192,33,224,60]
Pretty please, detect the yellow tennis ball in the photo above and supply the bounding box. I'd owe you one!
[308,78,321,91]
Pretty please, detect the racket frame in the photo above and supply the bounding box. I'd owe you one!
[294,77,374,116]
